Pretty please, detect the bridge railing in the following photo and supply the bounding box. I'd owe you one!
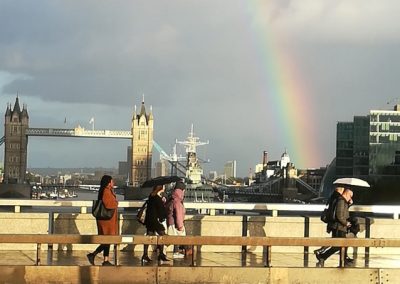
[1,199,400,219]
[0,234,399,268]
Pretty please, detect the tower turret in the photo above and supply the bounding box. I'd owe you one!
[12,96,21,114]
[4,96,29,183]
[130,97,154,186]
[5,103,11,118]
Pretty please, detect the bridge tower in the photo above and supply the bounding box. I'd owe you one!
[130,98,153,186]
[3,97,29,183]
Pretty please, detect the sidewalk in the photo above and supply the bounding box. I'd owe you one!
[0,250,399,269]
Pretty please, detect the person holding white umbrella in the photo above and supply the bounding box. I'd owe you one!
[315,177,369,267]
[316,188,353,267]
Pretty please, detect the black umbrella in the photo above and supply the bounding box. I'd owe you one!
[141,176,182,188]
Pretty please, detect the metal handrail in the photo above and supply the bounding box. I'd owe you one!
[1,199,400,218]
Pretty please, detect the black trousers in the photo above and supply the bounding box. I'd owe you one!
[94,244,110,257]
[143,229,165,256]
[320,229,347,260]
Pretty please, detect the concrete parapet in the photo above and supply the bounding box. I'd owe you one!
[0,213,48,250]
[369,218,400,254]
[0,266,398,284]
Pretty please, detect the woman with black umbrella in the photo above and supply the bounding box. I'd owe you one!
[141,184,169,264]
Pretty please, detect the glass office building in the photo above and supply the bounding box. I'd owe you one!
[369,106,400,175]
[336,105,400,178]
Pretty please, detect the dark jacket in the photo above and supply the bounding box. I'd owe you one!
[329,196,349,233]
[327,190,341,207]
[145,194,167,232]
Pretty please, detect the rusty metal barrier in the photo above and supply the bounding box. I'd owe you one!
[0,234,400,268]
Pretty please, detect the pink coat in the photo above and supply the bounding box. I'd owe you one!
[167,188,185,230]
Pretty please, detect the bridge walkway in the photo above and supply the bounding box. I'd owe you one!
[1,250,399,269]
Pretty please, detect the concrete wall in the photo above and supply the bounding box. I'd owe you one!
[0,266,399,284]
[0,212,399,254]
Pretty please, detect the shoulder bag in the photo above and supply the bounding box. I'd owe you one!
[92,200,114,220]
[137,201,148,225]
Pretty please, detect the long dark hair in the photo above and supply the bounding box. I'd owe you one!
[150,185,164,197]
[98,175,112,200]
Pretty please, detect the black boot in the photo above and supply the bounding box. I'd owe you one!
[87,253,96,265]
[141,254,152,264]
[158,253,169,262]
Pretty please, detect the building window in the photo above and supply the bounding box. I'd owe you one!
[380,123,389,132]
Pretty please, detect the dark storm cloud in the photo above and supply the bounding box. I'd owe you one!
[1,0,400,175]
[0,1,259,107]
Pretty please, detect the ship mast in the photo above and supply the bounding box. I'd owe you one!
[176,124,209,184]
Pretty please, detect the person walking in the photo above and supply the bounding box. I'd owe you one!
[167,181,187,259]
[314,186,345,256]
[87,175,119,266]
[141,185,169,264]
[316,188,353,267]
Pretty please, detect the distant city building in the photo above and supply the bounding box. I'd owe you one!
[298,168,326,191]
[224,160,237,178]
[127,146,132,176]
[336,105,400,178]
[155,160,168,177]
[208,171,218,181]
[59,174,72,185]
[254,164,264,173]
[3,97,29,183]
[254,150,295,183]
[118,161,128,177]
[336,121,354,177]
[0,162,3,183]
[130,98,154,186]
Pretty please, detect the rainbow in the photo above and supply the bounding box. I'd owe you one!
[243,4,321,169]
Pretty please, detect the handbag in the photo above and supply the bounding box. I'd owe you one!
[92,200,114,220]
[137,201,148,225]
[167,225,186,236]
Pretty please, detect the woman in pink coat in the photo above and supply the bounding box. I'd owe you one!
[87,175,119,266]
[166,181,186,258]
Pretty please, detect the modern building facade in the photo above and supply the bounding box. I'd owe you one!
[336,105,400,178]
[155,160,168,177]
[223,160,237,178]
[3,97,29,183]
[130,99,153,186]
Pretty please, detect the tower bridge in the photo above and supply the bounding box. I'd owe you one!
[2,96,154,186]
[26,127,132,139]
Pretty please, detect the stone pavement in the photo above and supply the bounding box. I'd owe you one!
[0,250,399,269]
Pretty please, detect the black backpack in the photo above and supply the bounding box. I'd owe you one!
[320,198,338,223]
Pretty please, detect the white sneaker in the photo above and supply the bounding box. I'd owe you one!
[173,252,185,259]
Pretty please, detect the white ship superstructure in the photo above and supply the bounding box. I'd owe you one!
[176,124,209,185]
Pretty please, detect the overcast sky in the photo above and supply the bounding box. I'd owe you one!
[1,0,399,177]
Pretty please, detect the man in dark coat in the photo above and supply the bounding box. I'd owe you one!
[314,186,344,256]
[316,188,353,267]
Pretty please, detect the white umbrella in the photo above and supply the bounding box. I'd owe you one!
[333,177,370,188]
